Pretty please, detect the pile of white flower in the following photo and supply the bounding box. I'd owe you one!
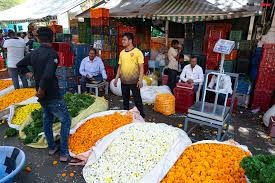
[84,123,183,183]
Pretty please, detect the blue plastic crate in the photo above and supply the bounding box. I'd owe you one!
[250,64,258,81]
[59,87,77,96]
[250,56,261,65]
[58,77,77,88]
[148,60,160,69]
[72,44,90,58]
[56,67,75,78]
[237,77,252,94]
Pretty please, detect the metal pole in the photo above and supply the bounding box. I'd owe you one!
[165,20,169,47]
[247,15,255,40]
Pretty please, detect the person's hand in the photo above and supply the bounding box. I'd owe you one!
[36,88,45,98]
[137,80,143,89]
[114,78,118,87]
[187,79,194,84]
[26,72,33,78]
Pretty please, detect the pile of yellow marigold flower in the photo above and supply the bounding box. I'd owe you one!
[12,103,41,125]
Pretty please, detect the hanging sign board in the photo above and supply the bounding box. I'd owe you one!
[213,39,235,55]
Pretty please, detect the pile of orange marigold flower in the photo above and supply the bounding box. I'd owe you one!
[0,80,13,91]
[0,88,36,111]
[69,112,133,155]
[162,143,250,183]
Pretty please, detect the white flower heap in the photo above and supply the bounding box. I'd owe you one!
[84,123,182,183]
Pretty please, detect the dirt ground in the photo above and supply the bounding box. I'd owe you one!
[0,94,274,183]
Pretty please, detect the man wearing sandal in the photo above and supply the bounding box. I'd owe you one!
[17,27,76,163]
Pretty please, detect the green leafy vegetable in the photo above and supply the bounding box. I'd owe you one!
[5,128,17,137]
[22,93,95,144]
[241,155,275,183]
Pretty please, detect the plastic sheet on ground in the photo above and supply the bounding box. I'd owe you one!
[69,108,144,164]
[263,105,275,127]
[140,85,171,104]
[19,96,108,148]
[82,122,192,183]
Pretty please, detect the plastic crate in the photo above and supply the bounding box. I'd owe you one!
[255,67,275,91]
[194,22,205,36]
[237,77,252,94]
[225,49,238,60]
[91,26,110,35]
[263,43,275,49]
[58,52,74,67]
[91,17,109,27]
[251,90,273,111]
[238,40,256,51]
[56,67,75,78]
[173,87,194,113]
[59,87,77,96]
[192,38,204,55]
[90,8,110,18]
[52,42,71,53]
[250,56,261,65]
[118,25,136,35]
[229,30,243,41]
[105,66,115,82]
[58,77,76,88]
[223,60,236,73]
[183,39,193,54]
[236,59,249,74]
[260,49,275,68]
[72,44,90,58]
[238,50,252,59]
[249,64,258,81]
[100,51,111,60]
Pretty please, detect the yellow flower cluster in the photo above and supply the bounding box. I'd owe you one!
[0,88,36,111]
[12,103,41,125]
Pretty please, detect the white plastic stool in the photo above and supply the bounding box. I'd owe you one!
[77,81,109,96]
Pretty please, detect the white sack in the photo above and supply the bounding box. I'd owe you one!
[140,85,171,104]
[263,105,275,127]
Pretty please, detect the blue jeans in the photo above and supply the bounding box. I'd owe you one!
[8,68,28,89]
[41,99,71,156]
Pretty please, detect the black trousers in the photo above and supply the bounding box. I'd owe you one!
[167,68,178,93]
[121,83,145,117]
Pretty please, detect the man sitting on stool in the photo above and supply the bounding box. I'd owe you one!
[79,48,107,93]
[179,55,204,92]
[208,72,232,105]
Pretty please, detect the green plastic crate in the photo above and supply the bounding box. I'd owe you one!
[238,40,257,51]
[108,59,117,67]
[33,42,40,49]
[223,60,236,73]
[229,31,243,41]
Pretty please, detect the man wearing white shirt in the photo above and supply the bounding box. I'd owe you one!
[79,48,107,92]
[208,74,233,105]
[179,56,204,92]
[3,30,28,89]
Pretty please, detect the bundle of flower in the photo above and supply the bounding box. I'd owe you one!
[0,88,36,111]
[11,103,41,125]
[162,141,250,183]
[83,123,191,183]
[241,155,275,183]
[0,80,13,91]
[69,112,133,155]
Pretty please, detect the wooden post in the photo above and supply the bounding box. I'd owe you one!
[247,15,255,40]
[165,20,169,47]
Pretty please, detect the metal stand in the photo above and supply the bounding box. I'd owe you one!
[183,53,239,141]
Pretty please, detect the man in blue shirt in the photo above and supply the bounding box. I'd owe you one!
[79,48,107,92]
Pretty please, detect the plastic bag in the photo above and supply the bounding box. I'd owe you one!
[110,79,148,96]
[140,86,171,104]
[154,94,175,115]
[263,105,275,127]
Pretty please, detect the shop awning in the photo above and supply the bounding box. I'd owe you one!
[78,0,261,23]
[0,0,88,23]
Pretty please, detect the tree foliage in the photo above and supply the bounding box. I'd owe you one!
[0,0,26,11]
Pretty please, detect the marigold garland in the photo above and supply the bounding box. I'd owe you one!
[162,143,250,183]
[0,88,36,111]
[0,80,13,91]
[69,112,133,155]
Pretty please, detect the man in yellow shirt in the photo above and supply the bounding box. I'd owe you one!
[114,32,145,117]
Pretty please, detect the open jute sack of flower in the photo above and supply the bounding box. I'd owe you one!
[82,122,192,183]
[19,95,108,148]
[68,108,145,165]
[154,93,175,115]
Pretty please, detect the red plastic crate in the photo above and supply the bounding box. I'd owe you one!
[90,8,110,18]
[227,97,238,113]
[58,52,74,67]
[263,44,275,50]
[91,17,109,26]
[260,52,275,68]
[251,90,273,111]
[173,87,195,113]
[118,25,136,35]
[105,66,114,82]
[52,42,71,53]
[255,67,275,91]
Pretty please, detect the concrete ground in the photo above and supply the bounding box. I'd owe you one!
[0,94,274,183]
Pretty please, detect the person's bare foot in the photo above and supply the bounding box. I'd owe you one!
[48,146,59,156]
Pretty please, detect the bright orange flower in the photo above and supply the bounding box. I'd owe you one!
[0,88,36,111]
[162,143,250,183]
[69,112,133,155]
[0,80,13,91]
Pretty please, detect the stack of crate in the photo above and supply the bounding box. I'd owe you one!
[204,23,231,70]
[235,75,252,107]
[252,44,275,111]
[193,22,206,71]
[183,23,193,54]
[78,18,91,44]
[236,40,256,74]
[250,47,262,81]
[52,42,74,67]
[105,18,118,68]
[72,44,90,78]
[56,67,77,95]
